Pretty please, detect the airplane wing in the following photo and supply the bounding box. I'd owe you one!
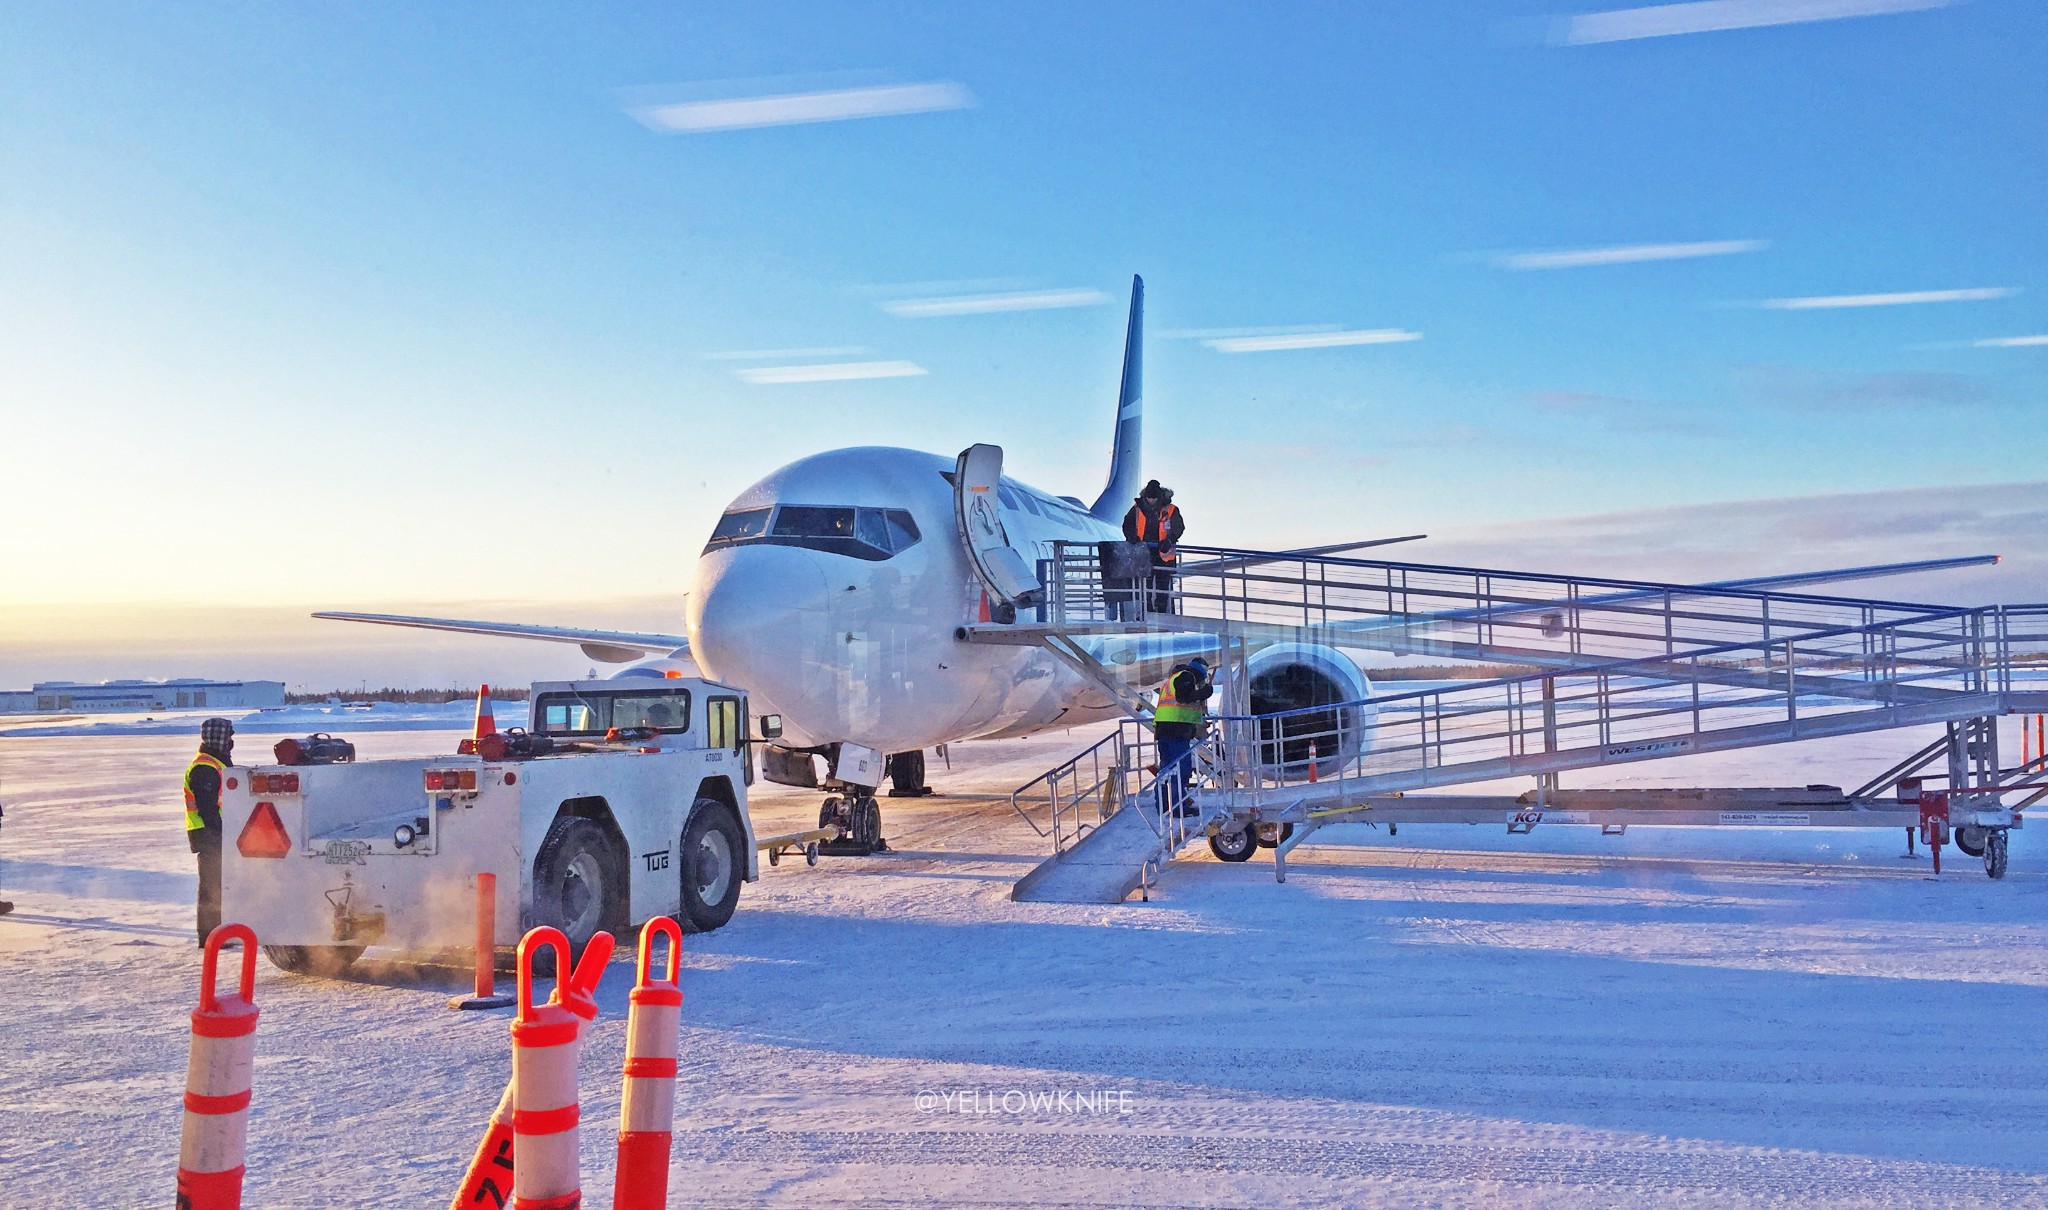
[1312,554,2001,651]
[312,612,690,664]
[1196,535,1427,576]
[1689,555,1999,593]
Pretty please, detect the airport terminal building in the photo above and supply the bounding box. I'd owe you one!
[0,679,286,714]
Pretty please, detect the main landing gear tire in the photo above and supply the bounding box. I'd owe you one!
[262,944,364,978]
[532,816,628,970]
[679,797,744,933]
[1955,826,1987,858]
[1254,822,1295,849]
[1209,827,1258,863]
[1984,828,2009,880]
[886,750,934,798]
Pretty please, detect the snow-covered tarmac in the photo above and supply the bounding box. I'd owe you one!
[3,724,2046,1207]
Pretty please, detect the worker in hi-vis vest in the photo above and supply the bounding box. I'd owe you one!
[1153,657,1213,817]
[184,717,235,943]
[1122,479,1186,616]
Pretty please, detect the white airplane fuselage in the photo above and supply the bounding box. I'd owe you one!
[686,446,1165,755]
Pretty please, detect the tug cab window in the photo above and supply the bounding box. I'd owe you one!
[702,505,922,561]
[706,696,741,751]
[534,687,691,737]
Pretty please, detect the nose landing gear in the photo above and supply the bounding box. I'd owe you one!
[817,791,889,856]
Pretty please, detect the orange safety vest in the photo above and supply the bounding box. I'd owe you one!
[183,751,225,832]
[1135,504,1180,564]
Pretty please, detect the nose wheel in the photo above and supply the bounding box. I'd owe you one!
[817,791,889,856]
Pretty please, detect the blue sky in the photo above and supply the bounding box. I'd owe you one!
[2,1,2042,682]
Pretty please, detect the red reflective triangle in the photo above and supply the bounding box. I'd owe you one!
[237,801,292,859]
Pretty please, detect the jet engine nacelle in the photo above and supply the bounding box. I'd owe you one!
[1236,642,1377,780]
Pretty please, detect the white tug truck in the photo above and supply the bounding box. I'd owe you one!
[220,676,759,977]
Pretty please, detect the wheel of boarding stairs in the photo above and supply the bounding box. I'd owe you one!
[1254,822,1296,849]
[1208,826,1258,863]
[1984,829,2009,880]
[262,944,365,978]
[679,796,745,933]
[1955,825,1987,858]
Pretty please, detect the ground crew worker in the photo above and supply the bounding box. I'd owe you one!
[185,717,235,944]
[1122,480,1186,615]
[1153,657,1214,817]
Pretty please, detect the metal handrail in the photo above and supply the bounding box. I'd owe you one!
[1193,602,2048,817]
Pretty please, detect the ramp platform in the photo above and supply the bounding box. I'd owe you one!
[990,543,2048,899]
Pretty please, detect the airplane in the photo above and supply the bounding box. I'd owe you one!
[319,276,1996,853]
[321,278,1243,850]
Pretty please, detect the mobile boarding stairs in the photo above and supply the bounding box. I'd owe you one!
[968,544,2048,903]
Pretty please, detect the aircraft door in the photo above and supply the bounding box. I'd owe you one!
[953,444,1043,609]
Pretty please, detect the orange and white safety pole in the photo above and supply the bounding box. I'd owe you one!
[448,932,613,1210]
[613,918,684,1210]
[177,924,261,1210]
[510,928,585,1210]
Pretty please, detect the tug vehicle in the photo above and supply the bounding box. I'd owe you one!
[220,677,757,976]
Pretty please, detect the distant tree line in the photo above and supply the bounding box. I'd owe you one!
[285,686,531,704]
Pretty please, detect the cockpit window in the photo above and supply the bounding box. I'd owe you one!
[707,508,771,544]
[773,505,857,539]
[704,505,923,561]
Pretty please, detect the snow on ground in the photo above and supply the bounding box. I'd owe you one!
[2,721,2047,1207]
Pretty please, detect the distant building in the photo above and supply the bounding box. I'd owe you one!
[0,679,286,714]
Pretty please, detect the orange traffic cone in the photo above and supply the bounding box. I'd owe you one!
[613,918,684,1210]
[177,924,261,1210]
[475,685,497,741]
[448,932,614,1210]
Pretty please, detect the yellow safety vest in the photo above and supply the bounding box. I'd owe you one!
[183,752,225,832]
[1153,668,1207,726]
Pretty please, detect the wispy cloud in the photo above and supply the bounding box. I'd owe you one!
[1528,390,1721,435]
[734,360,927,386]
[1498,239,1766,270]
[1159,324,1342,340]
[631,81,974,133]
[1556,0,1954,45]
[1762,287,2019,310]
[1739,364,2001,410]
[1205,328,1422,353]
[880,288,1107,318]
[1821,371,1995,408]
[1423,480,2042,602]
[704,346,870,361]
[1974,335,2048,348]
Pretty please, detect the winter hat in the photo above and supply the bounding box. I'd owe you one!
[200,717,235,748]
[1140,480,1163,499]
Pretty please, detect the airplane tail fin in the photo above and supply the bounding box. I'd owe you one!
[1088,275,1143,523]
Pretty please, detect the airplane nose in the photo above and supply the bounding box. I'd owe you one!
[688,546,833,713]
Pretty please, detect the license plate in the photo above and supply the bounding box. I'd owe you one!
[323,840,371,865]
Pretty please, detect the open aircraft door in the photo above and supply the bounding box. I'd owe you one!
[953,443,1043,612]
